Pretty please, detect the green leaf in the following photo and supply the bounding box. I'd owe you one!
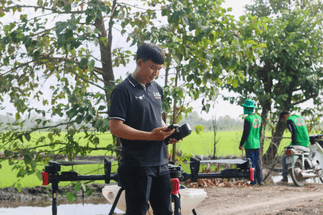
[64,4,71,13]
[232,78,239,88]
[67,192,74,202]
[195,125,204,134]
[88,59,95,71]
[239,15,246,21]
[93,137,100,145]
[33,50,40,59]
[4,149,11,157]
[74,181,81,192]
[2,37,10,44]
[36,171,43,181]
[24,132,31,141]
[81,183,86,191]
[86,15,93,24]
[98,105,106,110]
[55,22,68,34]
[205,53,214,60]
[86,189,93,197]
[80,58,88,69]
[95,11,103,19]
[31,160,36,169]
[182,16,189,25]
[17,183,22,192]
[189,59,197,70]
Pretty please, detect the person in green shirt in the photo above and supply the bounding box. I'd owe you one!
[239,99,263,186]
[279,111,310,183]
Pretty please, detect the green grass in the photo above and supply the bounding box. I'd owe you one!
[0,160,119,188]
[174,130,293,157]
[23,131,115,156]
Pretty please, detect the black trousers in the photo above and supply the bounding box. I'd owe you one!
[118,164,173,215]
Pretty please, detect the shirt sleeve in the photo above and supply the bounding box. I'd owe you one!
[240,119,251,147]
[109,85,129,121]
[287,119,297,145]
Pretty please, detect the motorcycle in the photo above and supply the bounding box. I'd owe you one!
[284,134,323,186]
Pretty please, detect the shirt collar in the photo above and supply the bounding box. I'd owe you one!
[127,74,152,89]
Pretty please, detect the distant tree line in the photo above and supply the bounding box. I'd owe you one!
[179,111,244,132]
[0,112,243,132]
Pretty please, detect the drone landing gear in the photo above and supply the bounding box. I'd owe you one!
[107,187,198,215]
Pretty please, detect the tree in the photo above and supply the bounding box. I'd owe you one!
[222,0,323,162]
[0,0,166,190]
[129,0,266,160]
[0,0,265,190]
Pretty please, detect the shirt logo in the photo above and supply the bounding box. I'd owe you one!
[252,118,261,128]
[153,92,161,99]
[135,95,145,100]
[295,118,305,126]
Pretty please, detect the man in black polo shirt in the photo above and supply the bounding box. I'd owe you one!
[109,43,178,215]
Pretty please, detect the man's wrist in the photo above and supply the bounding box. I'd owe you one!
[143,131,153,141]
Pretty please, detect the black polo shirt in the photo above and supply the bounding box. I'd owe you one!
[109,74,168,167]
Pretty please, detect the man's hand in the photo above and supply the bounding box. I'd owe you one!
[168,138,182,145]
[239,146,243,150]
[150,127,175,141]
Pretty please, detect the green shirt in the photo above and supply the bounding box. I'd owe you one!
[287,115,309,147]
[243,114,262,149]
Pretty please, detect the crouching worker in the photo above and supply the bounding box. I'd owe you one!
[279,111,309,183]
[109,43,180,215]
[238,99,263,186]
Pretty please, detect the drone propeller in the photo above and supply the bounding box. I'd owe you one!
[199,159,249,165]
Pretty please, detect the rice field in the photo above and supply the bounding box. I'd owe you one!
[0,130,293,188]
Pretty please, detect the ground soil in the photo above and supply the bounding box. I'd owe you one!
[1,182,323,214]
[195,182,323,215]
[1,156,323,214]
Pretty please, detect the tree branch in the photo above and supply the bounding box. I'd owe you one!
[30,120,77,131]
[292,93,318,106]
[70,68,105,91]
[5,5,85,14]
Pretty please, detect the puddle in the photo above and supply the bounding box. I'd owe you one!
[0,197,124,215]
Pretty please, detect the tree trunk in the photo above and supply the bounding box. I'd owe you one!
[164,53,171,159]
[172,67,179,162]
[95,0,119,160]
[259,100,270,165]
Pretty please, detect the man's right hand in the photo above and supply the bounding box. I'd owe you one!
[150,127,175,141]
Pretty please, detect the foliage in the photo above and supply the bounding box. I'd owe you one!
[222,0,323,158]
[126,0,266,123]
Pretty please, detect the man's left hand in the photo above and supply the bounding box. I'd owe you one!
[168,138,182,145]
[239,146,243,150]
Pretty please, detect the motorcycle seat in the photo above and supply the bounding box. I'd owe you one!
[289,145,310,152]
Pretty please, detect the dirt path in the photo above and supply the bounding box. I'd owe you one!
[195,183,323,215]
[1,181,323,215]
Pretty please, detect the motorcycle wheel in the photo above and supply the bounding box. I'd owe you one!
[319,177,323,184]
[290,158,306,187]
